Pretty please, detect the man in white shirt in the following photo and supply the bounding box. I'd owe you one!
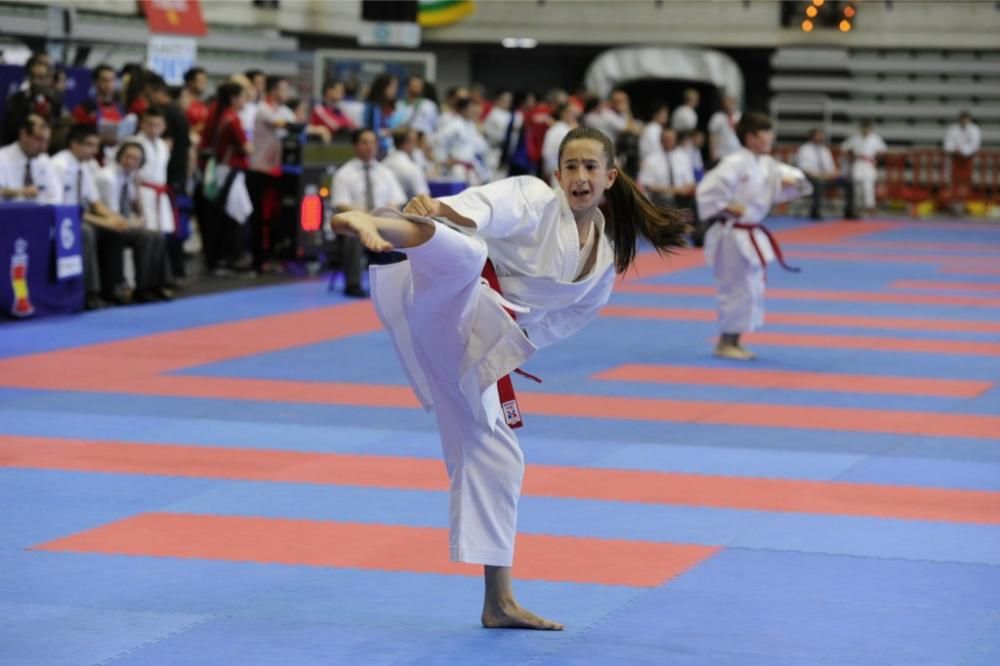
[707,95,741,165]
[796,128,856,220]
[249,76,297,270]
[52,125,123,308]
[540,103,579,184]
[331,128,406,297]
[95,140,174,302]
[671,88,700,133]
[638,103,669,164]
[383,128,430,200]
[638,127,680,207]
[944,111,982,208]
[841,120,887,217]
[0,114,61,204]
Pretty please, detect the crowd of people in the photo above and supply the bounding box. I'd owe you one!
[0,54,987,307]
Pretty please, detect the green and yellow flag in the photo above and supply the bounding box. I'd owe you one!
[418,0,475,28]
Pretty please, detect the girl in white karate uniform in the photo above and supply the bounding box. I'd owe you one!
[696,112,812,361]
[332,127,686,630]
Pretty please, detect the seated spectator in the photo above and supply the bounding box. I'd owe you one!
[383,128,430,200]
[52,124,118,309]
[95,140,174,302]
[796,128,855,220]
[329,128,405,298]
[0,114,61,204]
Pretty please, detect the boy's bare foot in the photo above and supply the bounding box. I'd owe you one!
[481,599,564,631]
[330,211,394,253]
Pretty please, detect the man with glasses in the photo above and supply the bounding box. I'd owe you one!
[0,114,61,204]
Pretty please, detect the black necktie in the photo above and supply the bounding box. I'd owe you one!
[24,159,33,187]
[119,179,130,216]
[363,163,375,211]
[76,168,83,205]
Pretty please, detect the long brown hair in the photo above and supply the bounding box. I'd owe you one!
[558,127,688,274]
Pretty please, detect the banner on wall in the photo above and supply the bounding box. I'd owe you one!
[417,0,475,28]
[146,35,198,85]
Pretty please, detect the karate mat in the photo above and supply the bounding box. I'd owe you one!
[2,216,999,665]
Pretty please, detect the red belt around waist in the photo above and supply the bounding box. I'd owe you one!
[481,258,542,429]
[141,181,179,234]
[732,222,801,274]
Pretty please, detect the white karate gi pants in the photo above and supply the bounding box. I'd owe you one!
[708,226,765,334]
[404,223,525,567]
[851,161,878,211]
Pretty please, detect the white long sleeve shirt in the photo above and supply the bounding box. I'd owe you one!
[0,142,62,204]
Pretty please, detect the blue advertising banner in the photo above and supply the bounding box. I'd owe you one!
[0,203,85,320]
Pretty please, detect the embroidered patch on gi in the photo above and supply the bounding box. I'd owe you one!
[502,400,521,425]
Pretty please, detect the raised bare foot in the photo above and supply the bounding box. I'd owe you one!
[330,211,394,253]
[482,600,564,631]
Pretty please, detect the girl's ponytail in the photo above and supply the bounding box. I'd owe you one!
[602,162,688,274]
[559,126,688,274]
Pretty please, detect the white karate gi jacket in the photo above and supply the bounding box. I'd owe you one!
[697,148,811,269]
[371,176,615,428]
[696,149,811,333]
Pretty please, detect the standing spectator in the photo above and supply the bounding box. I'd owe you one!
[309,80,357,138]
[540,102,579,184]
[383,128,430,200]
[133,108,175,235]
[433,97,491,185]
[943,111,981,209]
[0,115,61,204]
[707,95,741,164]
[671,88,700,133]
[639,103,670,164]
[160,86,193,277]
[842,120,887,218]
[364,74,399,158]
[2,56,60,145]
[181,67,210,140]
[393,75,438,136]
[330,128,406,297]
[638,127,679,208]
[240,69,265,143]
[796,128,855,221]
[199,82,254,274]
[249,76,296,270]
[71,64,125,151]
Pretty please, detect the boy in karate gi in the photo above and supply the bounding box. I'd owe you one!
[696,112,812,361]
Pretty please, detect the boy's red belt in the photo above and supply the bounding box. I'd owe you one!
[732,222,800,273]
[481,258,541,429]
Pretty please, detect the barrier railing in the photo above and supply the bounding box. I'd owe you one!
[773,146,1000,215]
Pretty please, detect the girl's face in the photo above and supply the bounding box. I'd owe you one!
[556,138,618,213]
